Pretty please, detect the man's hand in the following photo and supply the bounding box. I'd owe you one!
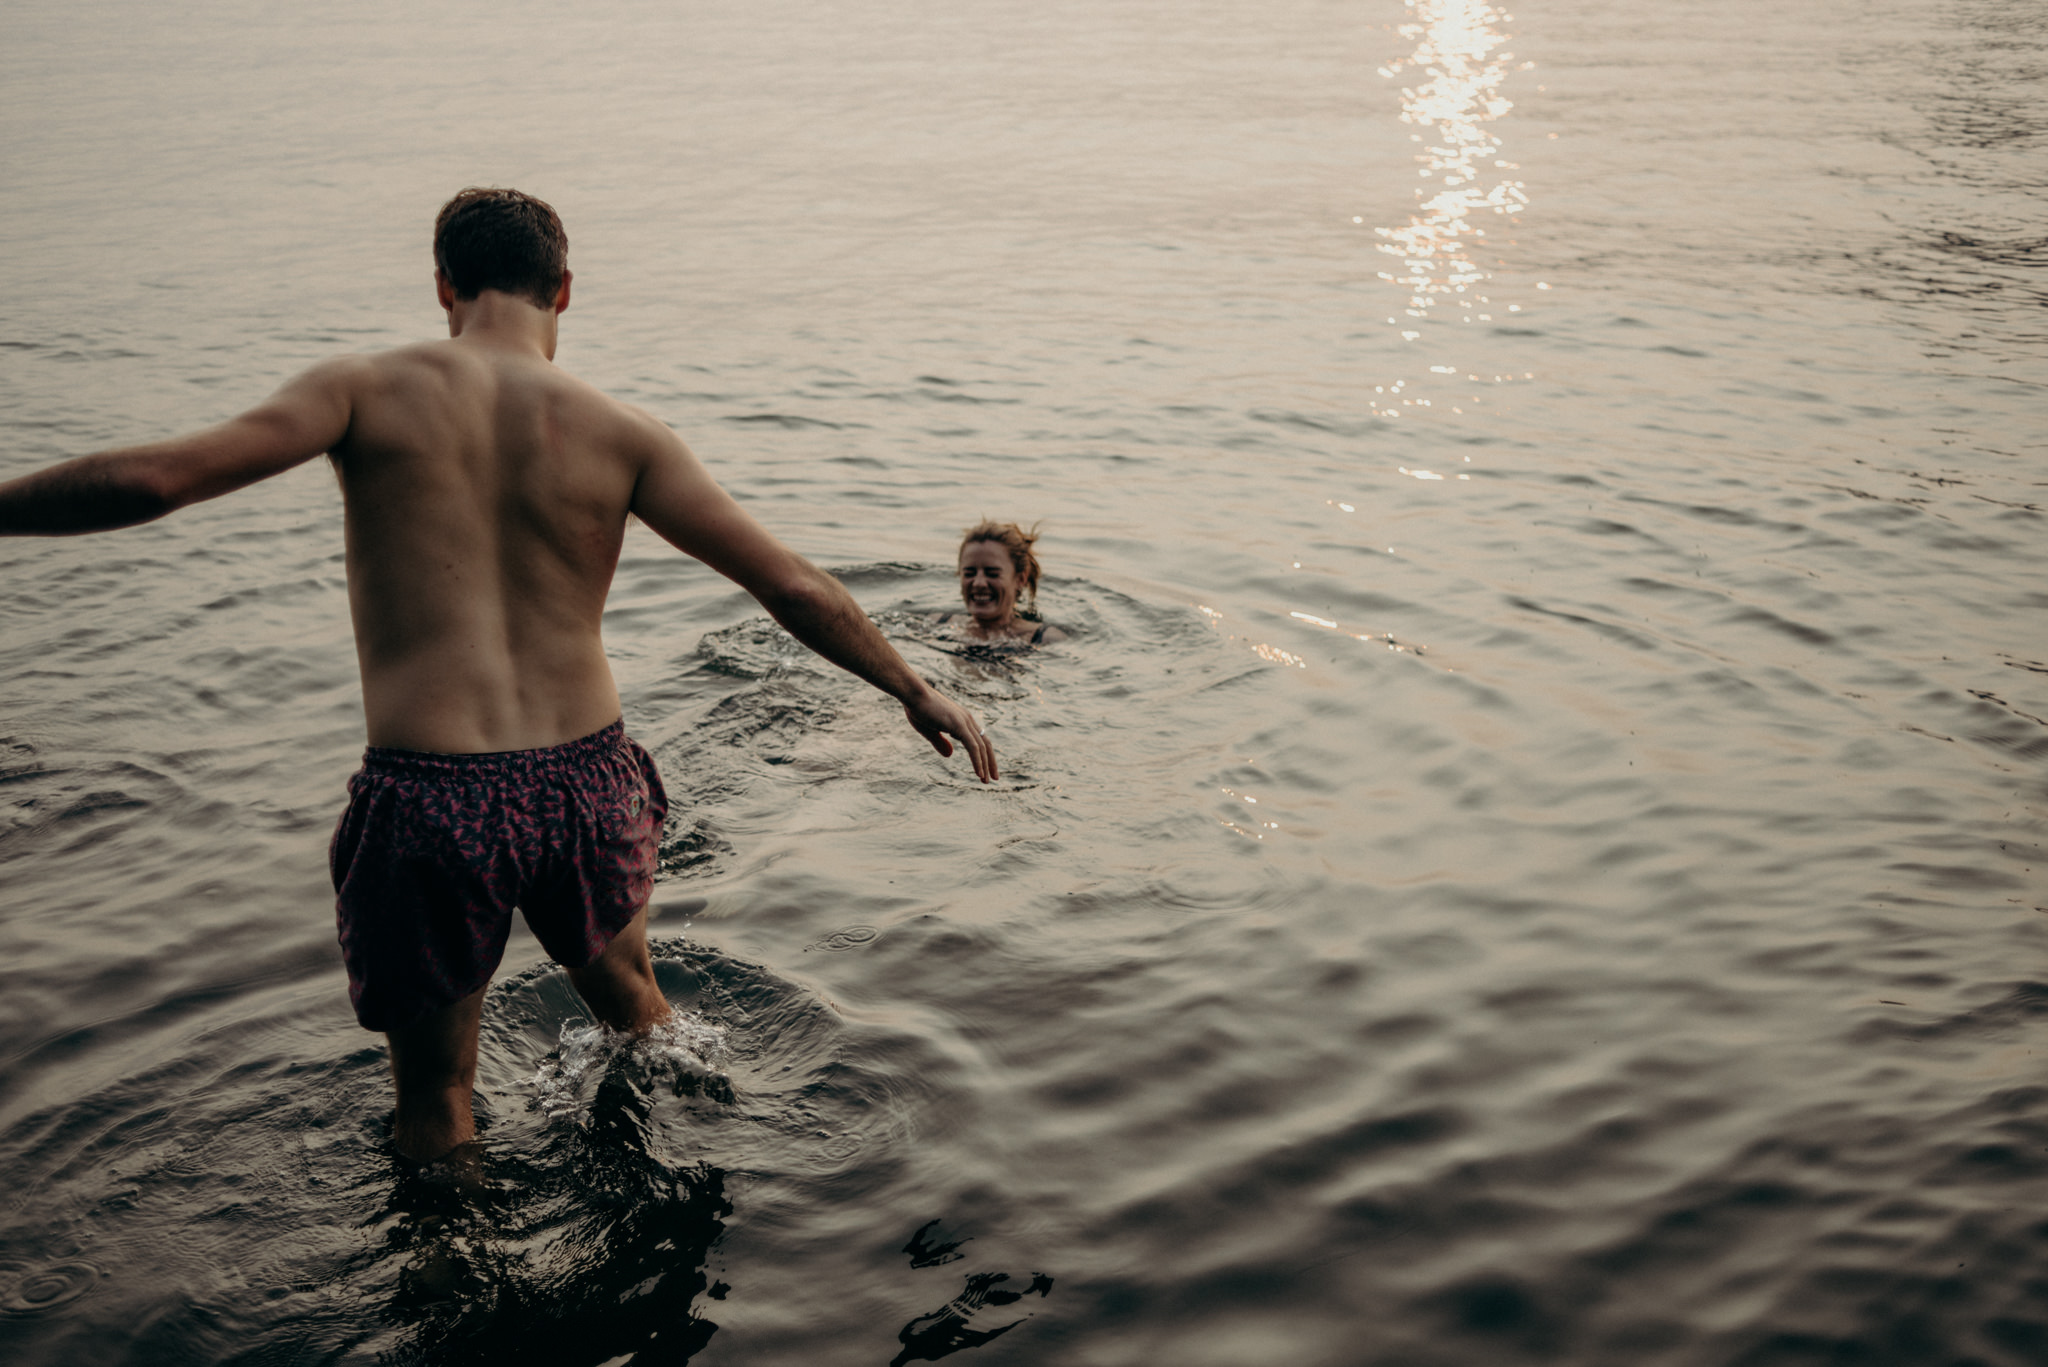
[904,687,999,784]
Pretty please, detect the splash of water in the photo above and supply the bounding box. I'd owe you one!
[529,1012,732,1120]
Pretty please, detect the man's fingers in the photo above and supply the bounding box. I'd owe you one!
[969,728,998,783]
[905,696,998,783]
[948,713,997,784]
[954,712,998,784]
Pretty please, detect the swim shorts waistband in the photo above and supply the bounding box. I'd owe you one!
[357,719,631,779]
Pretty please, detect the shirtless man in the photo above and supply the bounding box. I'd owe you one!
[0,187,997,1165]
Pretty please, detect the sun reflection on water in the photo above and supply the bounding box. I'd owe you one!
[1375,0,1528,322]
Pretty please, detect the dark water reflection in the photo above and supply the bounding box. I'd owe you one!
[363,1118,727,1367]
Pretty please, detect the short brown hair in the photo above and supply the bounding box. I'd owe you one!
[432,187,568,310]
[959,520,1044,604]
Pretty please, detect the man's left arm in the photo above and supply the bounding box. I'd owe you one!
[0,360,357,536]
[627,417,998,782]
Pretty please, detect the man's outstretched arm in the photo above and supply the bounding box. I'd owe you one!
[628,421,998,783]
[0,362,356,536]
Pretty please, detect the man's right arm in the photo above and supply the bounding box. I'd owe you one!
[627,419,998,783]
[0,361,356,536]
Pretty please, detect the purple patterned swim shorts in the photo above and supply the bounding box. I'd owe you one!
[330,720,668,1032]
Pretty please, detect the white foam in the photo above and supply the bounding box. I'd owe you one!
[529,1012,731,1120]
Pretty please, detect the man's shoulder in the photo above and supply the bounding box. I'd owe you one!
[296,341,448,395]
[553,382,681,455]
[503,358,686,467]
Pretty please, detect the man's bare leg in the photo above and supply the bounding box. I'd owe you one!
[567,903,673,1034]
[386,984,487,1164]
[384,907,666,1165]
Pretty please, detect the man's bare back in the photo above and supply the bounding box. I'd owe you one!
[0,187,995,1165]
[321,326,641,753]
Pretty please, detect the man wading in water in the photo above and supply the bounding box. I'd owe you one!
[0,187,998,1167]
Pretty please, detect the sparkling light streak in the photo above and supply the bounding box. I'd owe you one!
[1374,1,1528,322]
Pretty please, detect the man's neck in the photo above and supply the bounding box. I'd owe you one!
[445,290,559,361]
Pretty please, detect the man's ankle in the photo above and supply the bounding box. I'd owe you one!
[393,1112,474,1164]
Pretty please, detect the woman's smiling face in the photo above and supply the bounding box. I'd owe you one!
[958,540,1021,629]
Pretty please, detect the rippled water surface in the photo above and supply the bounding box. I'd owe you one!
[2,1,2044,1363]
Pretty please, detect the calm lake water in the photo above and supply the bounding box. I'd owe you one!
[2,1,2044,1363]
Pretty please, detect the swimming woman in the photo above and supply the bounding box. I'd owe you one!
[943,520,1065,645]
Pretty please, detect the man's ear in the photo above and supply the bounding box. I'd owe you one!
[553,269,573,316]
[435,270,457,312]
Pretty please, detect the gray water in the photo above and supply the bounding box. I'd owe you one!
[2,1,2044,1363]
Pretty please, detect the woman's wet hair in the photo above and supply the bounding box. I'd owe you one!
[959,520,1043,604]
[433,187,569,311]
